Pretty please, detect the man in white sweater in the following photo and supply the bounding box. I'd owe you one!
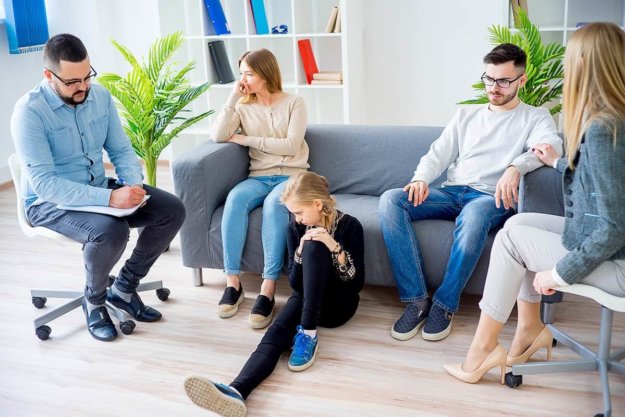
[379,43,562,342]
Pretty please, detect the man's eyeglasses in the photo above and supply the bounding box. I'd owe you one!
[481,72,523,88]
[46,66,97,88]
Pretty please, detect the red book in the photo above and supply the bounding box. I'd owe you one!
[297,39,319,84]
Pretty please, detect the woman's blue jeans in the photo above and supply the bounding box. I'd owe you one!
[222,175,290,280]
[379,185,513,313]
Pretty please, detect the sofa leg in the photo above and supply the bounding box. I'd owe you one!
[193,268,203,287]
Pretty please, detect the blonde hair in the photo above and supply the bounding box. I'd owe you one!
[239,49,282,104]
[281,172,337,230]
[563,22,625,168]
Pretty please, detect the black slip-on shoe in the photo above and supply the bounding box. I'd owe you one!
[107,288,162,322]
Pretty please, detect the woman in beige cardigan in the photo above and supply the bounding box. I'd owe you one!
[210,48,309,329]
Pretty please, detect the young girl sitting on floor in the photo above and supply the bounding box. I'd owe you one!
[184,172,365,417]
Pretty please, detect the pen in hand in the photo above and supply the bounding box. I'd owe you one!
[110,177,147,208]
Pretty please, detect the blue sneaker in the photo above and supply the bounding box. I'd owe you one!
[391,300,431,341]
[422,304,453,341]
[184,376,246,417]
[288,325,318,372]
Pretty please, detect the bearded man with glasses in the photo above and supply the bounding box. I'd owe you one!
[379,43,563,343]
[11,34,186,342]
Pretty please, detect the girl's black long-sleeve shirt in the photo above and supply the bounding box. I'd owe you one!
[286,211,365,294]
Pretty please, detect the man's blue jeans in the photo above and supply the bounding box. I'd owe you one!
[27,181,186,305]
[379,185,513,313]
[222,175,290,280]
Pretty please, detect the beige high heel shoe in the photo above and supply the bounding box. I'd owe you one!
[444,344,507,384]
[506,326,553,367]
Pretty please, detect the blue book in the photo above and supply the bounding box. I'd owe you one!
[250,0,269,35]
[203,0,231,35]
[4,0,49,54]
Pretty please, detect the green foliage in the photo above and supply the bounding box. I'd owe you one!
[99,31,213,186]
[460,7,565,115]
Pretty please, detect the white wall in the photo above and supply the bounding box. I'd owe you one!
[362,0,507,126]
[0,0,160,183]
[0,27,42,182]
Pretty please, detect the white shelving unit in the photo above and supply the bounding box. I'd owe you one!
[507,0,625,45]
[156,0,364,151]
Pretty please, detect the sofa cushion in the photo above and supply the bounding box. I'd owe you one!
[306,125,445,197]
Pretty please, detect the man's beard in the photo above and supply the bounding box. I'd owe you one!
[56,87,90,106]
[487,85,519,107]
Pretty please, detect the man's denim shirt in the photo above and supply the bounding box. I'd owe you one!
[11,80,142,209]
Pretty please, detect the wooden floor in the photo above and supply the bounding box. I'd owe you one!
[1,167,624,417]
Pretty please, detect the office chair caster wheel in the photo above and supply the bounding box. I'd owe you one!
[32,296,47,309]
[505,372,523,388]
[120,320,136,335]
[36,325,51,340]
[108,275,116,287]
[156,288,170,301]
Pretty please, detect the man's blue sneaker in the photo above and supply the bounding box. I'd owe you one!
[288,325,318,372]
[422,303,453,341]
[391,299,431,341]
[184,376,247,417]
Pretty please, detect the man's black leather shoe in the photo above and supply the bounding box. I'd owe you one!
[82,300,118,341]
[107,289,162,322]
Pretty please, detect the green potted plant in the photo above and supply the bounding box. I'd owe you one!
[460,7,566,115]
[99,31,213,186]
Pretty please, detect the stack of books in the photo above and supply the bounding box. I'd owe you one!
[311,72,343,85]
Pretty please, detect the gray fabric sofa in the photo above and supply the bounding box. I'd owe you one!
[171,124,563,292]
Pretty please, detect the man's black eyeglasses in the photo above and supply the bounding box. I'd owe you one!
[481,72,523,88]
[46,66,97,88]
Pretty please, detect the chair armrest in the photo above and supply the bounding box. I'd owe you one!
[172,141,249,267]
[518,166,563,216]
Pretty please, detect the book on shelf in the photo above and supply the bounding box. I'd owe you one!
[311,79,342,85]
[4,0,50,54]
[297,39,319,85]
[313,71,343,81]
[333,7,342,33]
[250,0,270,35]
[203,0,231,35]
[325,6,339,33]
[208,40,235,84]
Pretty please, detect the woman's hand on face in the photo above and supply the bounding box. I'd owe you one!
[532,143,559,167]
[533,270,558,296]
[233,79,249,96]
[303,227,337,252]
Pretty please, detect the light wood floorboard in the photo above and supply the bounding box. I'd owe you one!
[0,167,623,417]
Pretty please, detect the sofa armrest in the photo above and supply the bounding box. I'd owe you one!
[172,141,249,267]
[518,166,564,216]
